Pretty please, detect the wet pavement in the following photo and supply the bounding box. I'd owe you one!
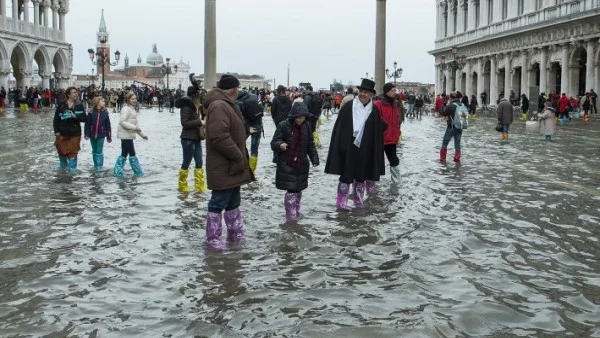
[0,107,599,337]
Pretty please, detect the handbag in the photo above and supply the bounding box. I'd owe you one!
[495,123,503,132]
[198,121,206,140]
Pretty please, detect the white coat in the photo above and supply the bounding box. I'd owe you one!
[117,104,146,140]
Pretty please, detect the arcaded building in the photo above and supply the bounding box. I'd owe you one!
[429,0,600,106]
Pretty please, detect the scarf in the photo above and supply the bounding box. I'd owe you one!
[286,122,304,170]
[352,97,373,148]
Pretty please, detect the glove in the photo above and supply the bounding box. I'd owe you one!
[312,131,321,148]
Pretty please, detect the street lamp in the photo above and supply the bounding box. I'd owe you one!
[161,58,178,90]
[88,68,99,85]
[87,40,120,94]
[386,61,403,85]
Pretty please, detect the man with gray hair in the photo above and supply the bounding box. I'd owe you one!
[202,74,253,250]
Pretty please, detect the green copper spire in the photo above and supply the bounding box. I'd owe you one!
[99,9,107,32]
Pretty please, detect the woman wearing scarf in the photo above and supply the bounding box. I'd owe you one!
[271,102,319,222]
[325,79,386,211]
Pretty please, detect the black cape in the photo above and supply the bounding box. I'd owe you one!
[324,100,386,182]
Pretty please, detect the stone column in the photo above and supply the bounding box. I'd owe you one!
[540,47,548,94]
[490,57,498,103]
[507,0,517,18]
[448,6,456,36]
[586,40,595,93]
[51,1,59,29]
[43,0,49,27]
[492,0,501,23]
[524,0,535,13]
[468,0,476,30]
[0,0,5,17]
[521,51,529,97]
[445,69,452,93]
[480,0,489,26]
[374,0,386,94]
[41,73,50,89]
[32,0,40,26]
[204,0,217,89]
[58,7,66,31]
[0,71,9,89]
[436,2,441,39]
[456,2,465,33]
[455,68,461,92]
[21,71,32,88]
[23,0,30,23]
[12,0,18,25]
[465,62,473,96]
[476,58,484,97]
[504,57,512,97]
[561,44,569,95]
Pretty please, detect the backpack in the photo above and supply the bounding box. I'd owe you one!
[452,103,469,130]
[307,93,323,116]
[236,92,263,123]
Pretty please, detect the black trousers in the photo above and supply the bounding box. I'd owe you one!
[121,139,136,157]
[384,144,400,167]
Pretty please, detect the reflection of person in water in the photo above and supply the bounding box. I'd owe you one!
[198,254,245,316]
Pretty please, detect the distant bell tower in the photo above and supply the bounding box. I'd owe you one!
[96,9,111,74]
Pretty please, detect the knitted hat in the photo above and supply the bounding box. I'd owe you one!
[217,74,240,90]
[288,101,311,118]
[383,82,395,95]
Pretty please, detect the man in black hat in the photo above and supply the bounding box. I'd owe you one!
[324,78,386,211]
[202,74,253,250]
[271,85,292,127]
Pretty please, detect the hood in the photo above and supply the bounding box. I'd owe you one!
[237,90,250,102]
[499,98,508,102]
[203,88,235,109]
[175,96,194,109]
[288,102,311,119]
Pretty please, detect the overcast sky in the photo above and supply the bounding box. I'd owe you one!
[68,0,436,89]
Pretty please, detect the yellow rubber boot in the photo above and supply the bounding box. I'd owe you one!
[249,156,258,175]
[313,131,322,148]
[194,168,208,192]
[178,169,190,192]
[521,113,528,120]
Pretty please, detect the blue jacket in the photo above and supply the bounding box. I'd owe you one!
[85,108,112,140]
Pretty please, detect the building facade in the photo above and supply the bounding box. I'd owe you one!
[430,0,600,107]
[0,0,72,89]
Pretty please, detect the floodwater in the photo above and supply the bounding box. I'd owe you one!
[0,107,599,338]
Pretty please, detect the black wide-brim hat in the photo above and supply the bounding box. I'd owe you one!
[356,78,376,94]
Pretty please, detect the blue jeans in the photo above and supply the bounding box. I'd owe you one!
[441,128,462,152]
[249,125,262,157]
[208,187,241,213]
[407,104,415,113]
[502,124,510,133]
[181,139,203,170]
[90,138,105,154]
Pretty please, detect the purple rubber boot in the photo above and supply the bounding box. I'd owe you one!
[284,192,299,222]
[365,180,376,196]
[336,182,351,211]
[353,181,366,208]
[224,208,245,242]
[297,191,303,214]
[205,212,227,251]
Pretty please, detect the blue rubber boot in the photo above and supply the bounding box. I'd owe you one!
[94,153,104,172]
[129,156,144,176]
[67,157,78,174]
[113,156,126,177]
[57,156,68,171]
[92,153,98,169]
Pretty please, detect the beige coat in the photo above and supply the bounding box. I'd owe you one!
[117,105,146,139]
[204,89,253,190]
[539,107,556,136]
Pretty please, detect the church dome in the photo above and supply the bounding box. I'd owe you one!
[146,44,163,66]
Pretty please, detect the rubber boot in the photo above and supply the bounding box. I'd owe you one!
[521,113,527,120]
[57,155,68,171]
[440,147,448,163]
[454,151,461,163]
[224,208,245,242]
[284,192,299,222]
[558,118,564,126]
[390,165,401,185]
[205,211,227,250]
[352,181,366,208]
[66,157,77,174]
[249,156,258,175]
[365,180,376,196]
[312,131,322,148]
[113,156,126,177]
[336,182,351,211]
[92,153,98,169]
[94,153,104,172]
[297,191,302,214]
[129,156,144,176]
[178,169,190,192]
[193,168,207,192]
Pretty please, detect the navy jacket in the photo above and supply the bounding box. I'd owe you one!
[85,108,112,140]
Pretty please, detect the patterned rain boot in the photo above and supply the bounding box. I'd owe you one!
[336,182,351,211]
[194,168,208,192]
[365,180,376,196]
[129,156,144,176]
[284,192,299,222]
[178,169,190,192]
[440,147,448,163]
[205,211,227,251]
[113,156,126,177]
[224,208,245,242]
[352,181,366,208]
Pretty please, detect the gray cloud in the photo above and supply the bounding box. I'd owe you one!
[68,0,435,89]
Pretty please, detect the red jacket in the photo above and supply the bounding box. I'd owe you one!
[374,96,400,145]
[558,95,570,113]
